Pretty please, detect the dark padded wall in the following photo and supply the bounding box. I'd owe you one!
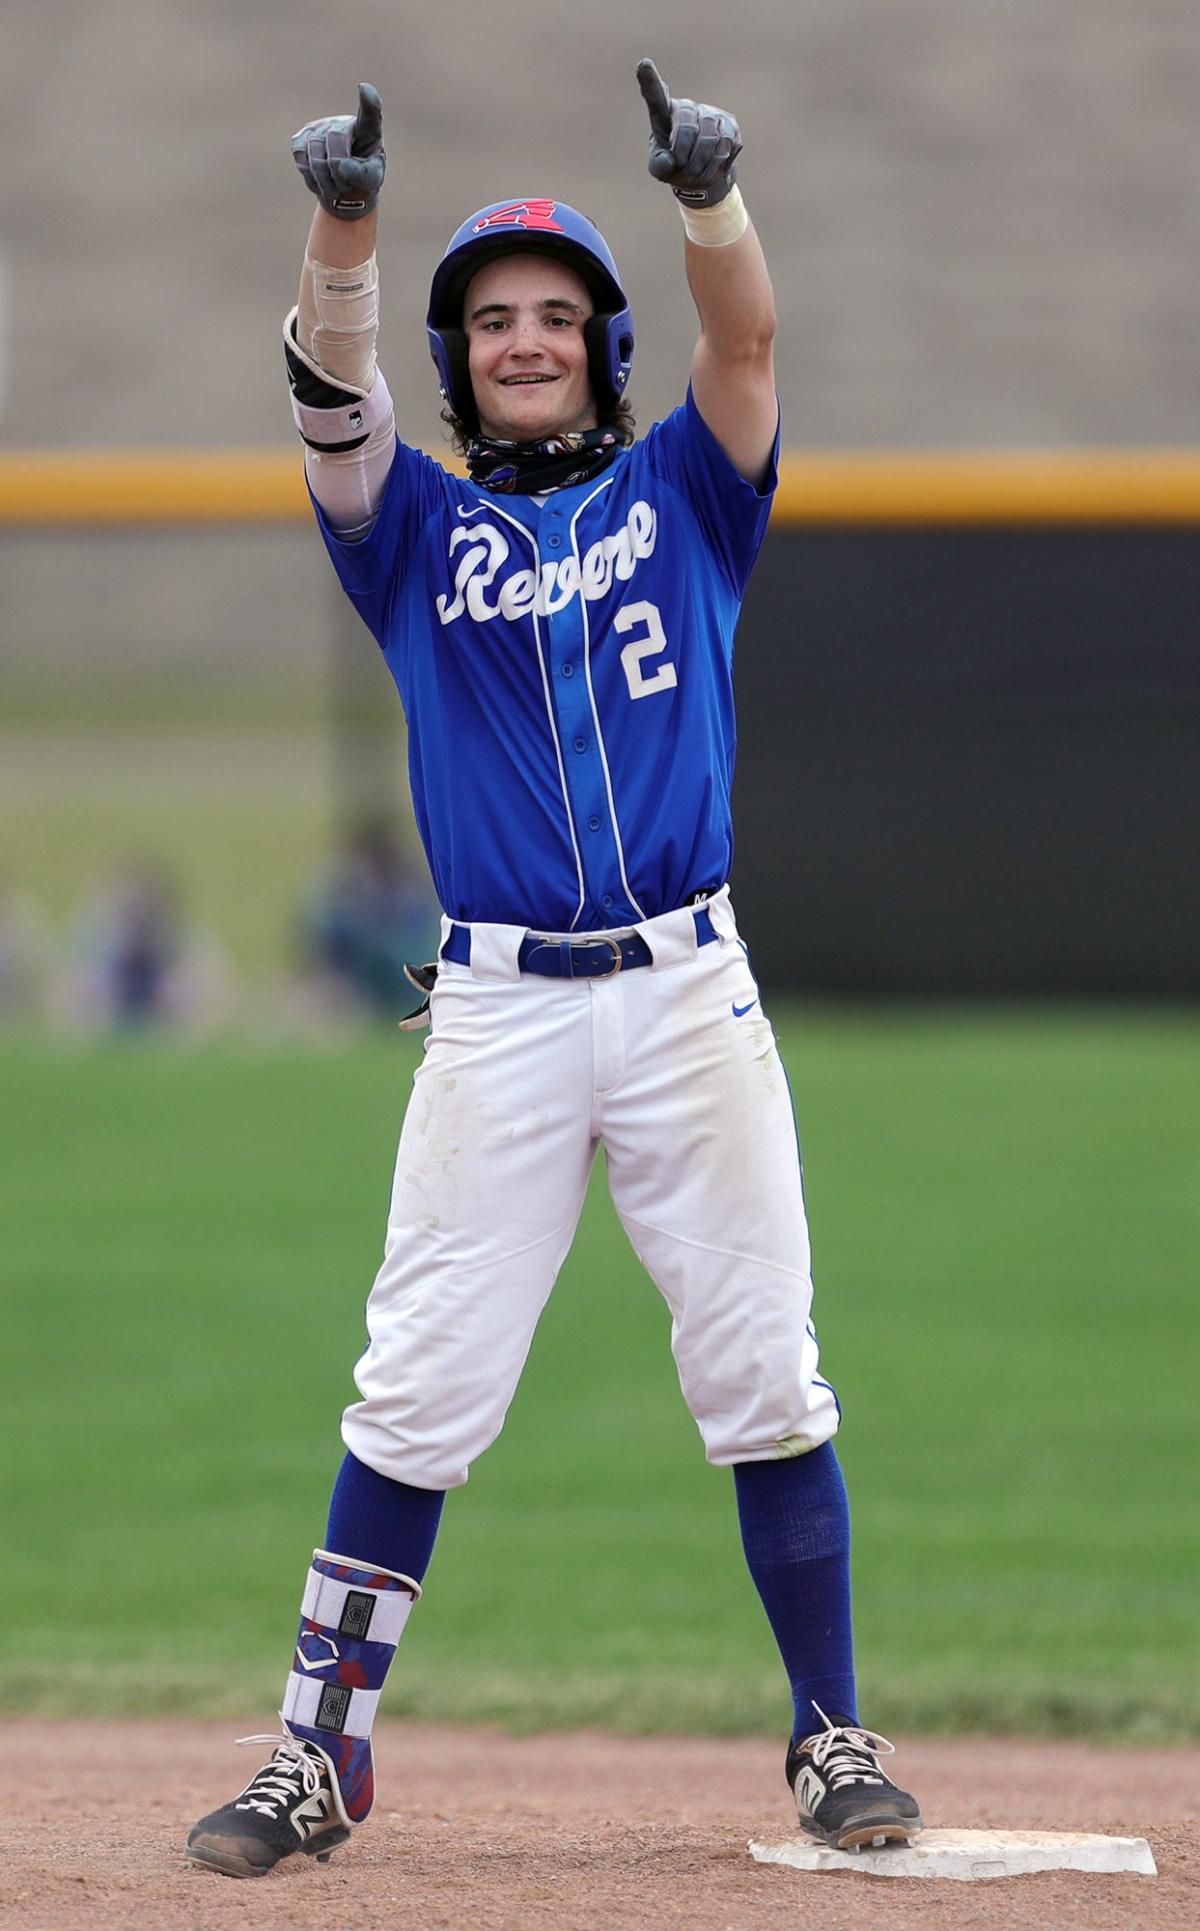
[730,529,1199,996]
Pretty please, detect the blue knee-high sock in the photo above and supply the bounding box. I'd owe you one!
[733,1442,857,1741]
[325,1450,446,1584]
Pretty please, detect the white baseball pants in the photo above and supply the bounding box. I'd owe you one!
[341,890,841,1489]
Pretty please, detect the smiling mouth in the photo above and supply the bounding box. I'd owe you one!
[499,374,558,386]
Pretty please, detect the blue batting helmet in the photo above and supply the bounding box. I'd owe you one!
[426,198,634,432]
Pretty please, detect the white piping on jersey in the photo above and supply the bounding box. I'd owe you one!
[569,476,648,923]
[477,497,587,930]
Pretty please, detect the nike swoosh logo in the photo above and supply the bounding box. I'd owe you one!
[732,999,757,1017]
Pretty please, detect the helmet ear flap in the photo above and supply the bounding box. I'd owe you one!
[427,324,477,432]
[583,314,610,405]
[584,307,634,412]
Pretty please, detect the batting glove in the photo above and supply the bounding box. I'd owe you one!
[291,83,385,221]
[636,58,742,208]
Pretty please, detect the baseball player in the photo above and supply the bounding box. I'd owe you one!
[186,62,922,1879]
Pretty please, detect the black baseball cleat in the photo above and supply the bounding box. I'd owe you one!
[185,1732,351,1879]
[786,1706,923,1851]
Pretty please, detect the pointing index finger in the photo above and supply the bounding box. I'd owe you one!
[636,58,673,144]
[352,81,383,155]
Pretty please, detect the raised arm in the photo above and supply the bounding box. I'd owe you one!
[636,60,778,488]
[285,85,396,536]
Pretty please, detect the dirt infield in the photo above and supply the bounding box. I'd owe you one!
[2,1719,1195,1930]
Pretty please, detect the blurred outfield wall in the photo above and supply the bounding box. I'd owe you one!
[4,454,1197,999]
[737,524,1199,997]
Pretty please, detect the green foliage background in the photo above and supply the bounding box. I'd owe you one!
[3,1011,1195,1741]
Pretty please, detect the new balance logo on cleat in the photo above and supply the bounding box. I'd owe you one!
[785,1706,923,1853]
[794,1765,827,1815]
[291,1787,336,1842]
[185,1733,351,1880]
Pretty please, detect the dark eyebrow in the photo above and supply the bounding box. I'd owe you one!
[467,297,586,322]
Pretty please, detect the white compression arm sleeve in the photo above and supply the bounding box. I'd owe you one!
[288,251,396,538]
[300,370,397,541]
[297,252,379,393]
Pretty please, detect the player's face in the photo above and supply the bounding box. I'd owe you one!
[464,254,597,443]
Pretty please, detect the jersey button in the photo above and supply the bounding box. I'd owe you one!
[561,662,575,678]
[547,534,562,548]
[601,895,614,909]
[573,737,587,753]
[588,816,601,832]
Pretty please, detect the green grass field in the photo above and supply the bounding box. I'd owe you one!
[1,1012,1196,1742]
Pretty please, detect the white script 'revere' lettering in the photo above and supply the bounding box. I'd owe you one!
[436,502,658,626]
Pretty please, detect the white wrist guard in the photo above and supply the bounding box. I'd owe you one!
[296,251,379,395]
[677,183,749,248]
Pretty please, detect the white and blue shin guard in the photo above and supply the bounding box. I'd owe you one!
[280,1549,420,1826]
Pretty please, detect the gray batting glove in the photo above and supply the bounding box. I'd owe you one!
[291,83,385,220]
[636,58,742,208]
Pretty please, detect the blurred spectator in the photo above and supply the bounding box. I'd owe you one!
[52,858,235,1036]
[0,870,51,1027]
[297,819,441,1022]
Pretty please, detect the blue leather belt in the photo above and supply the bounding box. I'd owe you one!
[442,906,717,979]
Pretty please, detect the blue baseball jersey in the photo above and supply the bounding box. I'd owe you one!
[314,386,778,931]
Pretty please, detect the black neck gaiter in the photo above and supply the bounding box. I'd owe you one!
[466,427,621,494]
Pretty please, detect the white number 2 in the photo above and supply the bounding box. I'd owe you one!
[616,600,677,701]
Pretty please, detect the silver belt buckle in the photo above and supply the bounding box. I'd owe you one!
[596,937,623,977]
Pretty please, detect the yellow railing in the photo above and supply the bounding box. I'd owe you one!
[3,448,1200,525]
